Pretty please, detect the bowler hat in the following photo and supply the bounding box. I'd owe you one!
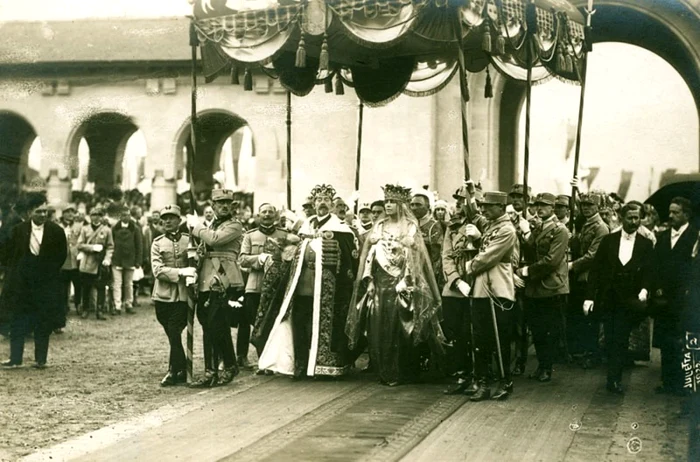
[534,193,556,206]
[555,195,570,207]
[211,189,234,202]
[160,204,181,218]
[480,191,508,205]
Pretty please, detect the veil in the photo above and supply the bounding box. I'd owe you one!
[346,201,445,350]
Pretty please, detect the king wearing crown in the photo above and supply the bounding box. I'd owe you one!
[258,184,359,378]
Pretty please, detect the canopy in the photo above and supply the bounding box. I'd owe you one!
[192,0,587,105]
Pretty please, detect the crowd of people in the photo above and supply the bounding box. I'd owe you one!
[0,179,698,403]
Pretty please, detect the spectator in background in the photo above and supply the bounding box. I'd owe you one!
[111,206,143,315]
[59,204,83,319]
[202,205,216,228]
[77,207,114,320]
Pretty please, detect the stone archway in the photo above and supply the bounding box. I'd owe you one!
[68,112,139,193]
[0,111,38,188]
[496,0,700,189]
[173,110,253,194]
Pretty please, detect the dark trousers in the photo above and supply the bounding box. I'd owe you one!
[292,296,313,377]
[603,309,635,384]
[526,295,565,371]
[471,297,514,382]
[513,293,528,367]
[197,292,236,371]
[10,311,52,365]
[659,335,683,391]
[155,301,188,373]
[60,269,81,314]
[238,293,260,362]
[79,273,99,313]
[567,282,600,356]
[441,297,473,378]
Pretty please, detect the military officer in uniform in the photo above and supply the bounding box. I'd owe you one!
[567,192,608,368]
[150,205,196,386]
[509,184,532,375]
[187,189,245,387]
[463,191,518,400]
[517,192,570,382]
[411,190,444,287]
[554,195,571,229]
[238,203,299,368]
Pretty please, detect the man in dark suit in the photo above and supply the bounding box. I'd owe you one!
[584,201,654,394]
[652,196,697,395]
[0,192,67,368]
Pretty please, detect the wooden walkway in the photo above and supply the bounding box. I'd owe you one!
[24,356,690,462]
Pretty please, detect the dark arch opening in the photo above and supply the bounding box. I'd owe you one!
[175,111,250,193]
[0,112,38,188]
[69,112,139,193]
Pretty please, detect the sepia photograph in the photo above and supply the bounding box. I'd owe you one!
[0,0,698,460]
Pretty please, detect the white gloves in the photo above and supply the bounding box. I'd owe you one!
[518,220,530,235]
[568,262,573,272]
[465,224,481,240]
[395,278,408,294]
[583,300,594,316]
[186,214,200,229]
[518,266,529,278]
[92,244,104,252]
[513,273,526,289]
[570,177,579,189]
[258,253,271,266]
[178,267,197,278]
[456,280,471,297]
[638,289,648,303]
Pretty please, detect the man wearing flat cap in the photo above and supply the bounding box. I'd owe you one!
[0,193,67,368]
[567,192,608,368]
[59,204,83,317]
[151,205,197,386]
[516,192,569,383]
[461,191,518,400]
[258,184,358,378]
[77,206,114,320]
[186,189,245,387]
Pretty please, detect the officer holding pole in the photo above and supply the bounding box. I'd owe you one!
[463,191,518,401]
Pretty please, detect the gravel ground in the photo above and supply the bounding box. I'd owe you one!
[0,295,229,461]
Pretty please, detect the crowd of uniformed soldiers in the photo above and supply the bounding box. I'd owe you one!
[4,180,697,403]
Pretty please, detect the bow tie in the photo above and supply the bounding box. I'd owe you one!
[671,229,682,238]
[622,233,634,241]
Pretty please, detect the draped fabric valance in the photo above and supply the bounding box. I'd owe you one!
[193,0,586,104]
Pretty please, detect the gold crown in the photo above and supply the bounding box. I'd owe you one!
[382,184,412,203]
[309,184,336,200]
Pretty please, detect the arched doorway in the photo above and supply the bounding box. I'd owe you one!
[174,110,255,195]
[498,0,700,193]
[0,111,39,188]
[513,43,698,199]
[68,112,140,193]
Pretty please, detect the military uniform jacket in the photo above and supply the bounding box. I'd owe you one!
[192,217,244,292]
[60,221,84,271]
[570,213,609,283]
[465,214,518,301]
[524,216,570,298]
[418,215,445,288]
[239,227,294,294]
[77,223,114,275]
[151,233,191,303]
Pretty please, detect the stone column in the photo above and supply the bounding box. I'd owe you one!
[45,169,72,207]
[150,170,176,212]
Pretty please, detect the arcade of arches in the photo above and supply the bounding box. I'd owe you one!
[0,0,697,212]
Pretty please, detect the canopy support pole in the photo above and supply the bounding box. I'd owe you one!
[186,20,199,386]
[286,91,292,210]
[523,0,537,209]
[354,102,364,214]
[453,10,471,182]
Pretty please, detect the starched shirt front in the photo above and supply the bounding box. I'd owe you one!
[618,230,636,266]
[30,222,44,256]
[670,222,689,249]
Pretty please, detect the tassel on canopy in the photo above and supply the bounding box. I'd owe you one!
[319,34,330,71]
[484,67,493,98]
[230,64,240,85]
[335,73,345,95]
[495,34,505,56]
[243,67,253,91]
[482,29,492,53]
[295,34,307,68]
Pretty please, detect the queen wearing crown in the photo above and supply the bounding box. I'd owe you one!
[346,184,445,386]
